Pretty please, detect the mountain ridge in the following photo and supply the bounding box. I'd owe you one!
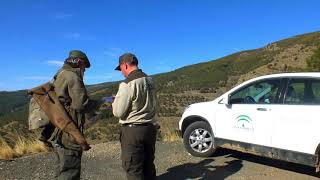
[1,31,320,125]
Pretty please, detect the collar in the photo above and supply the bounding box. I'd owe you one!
[54,64,83,80]
[124,69,147,83]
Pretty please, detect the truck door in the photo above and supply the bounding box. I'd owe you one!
[215,78,282,147]
[271,78,320,154]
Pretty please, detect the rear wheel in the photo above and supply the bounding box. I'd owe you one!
[183,121,216,157]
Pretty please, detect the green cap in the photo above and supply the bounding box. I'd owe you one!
[69,50,91,68]
[115,53,138,71]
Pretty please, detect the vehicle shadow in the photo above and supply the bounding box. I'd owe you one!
[214,148,319,177]
[157,158,243,180]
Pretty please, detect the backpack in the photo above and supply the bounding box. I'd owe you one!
[27,71,60,130]
[28,96,50,130]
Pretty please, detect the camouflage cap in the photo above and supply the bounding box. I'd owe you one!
[115,53,138,71]
[68,50,91,68]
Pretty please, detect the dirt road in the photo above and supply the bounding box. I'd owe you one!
[0,141,318,179]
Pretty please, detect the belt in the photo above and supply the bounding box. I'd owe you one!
[121,123,152,127]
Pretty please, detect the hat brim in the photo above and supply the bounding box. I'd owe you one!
[115,65,121,71]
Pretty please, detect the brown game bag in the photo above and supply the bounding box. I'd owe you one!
[28,82,91,151]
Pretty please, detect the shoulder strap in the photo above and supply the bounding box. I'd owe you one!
[52,69,66,83]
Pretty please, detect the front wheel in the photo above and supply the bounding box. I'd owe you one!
[183,121,216,157]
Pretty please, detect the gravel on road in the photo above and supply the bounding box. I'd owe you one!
[0,141,318,180]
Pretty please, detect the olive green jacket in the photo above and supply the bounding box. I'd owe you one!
[53,64,93,151]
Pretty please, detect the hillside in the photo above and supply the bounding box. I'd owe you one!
[1,31,320,142]
[0,90,28,116]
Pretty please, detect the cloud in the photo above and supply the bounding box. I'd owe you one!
[153,60,176,73]
[104,48,124,58]
[53,12,73,20]
[85,75,113,80]
[85,73,121,81]
[84,36,96,41]
[21,76,51,80]
[233,47,240,52]
[46,60,64,66]
[64,33,81,40]
[63,33,96,41]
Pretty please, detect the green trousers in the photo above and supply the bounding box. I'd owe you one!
[54,146,82,180]
[120,124,157,180]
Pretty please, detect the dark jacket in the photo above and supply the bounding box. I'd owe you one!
[53,64,92,151]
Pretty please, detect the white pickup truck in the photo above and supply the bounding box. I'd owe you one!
[179,73,320,172]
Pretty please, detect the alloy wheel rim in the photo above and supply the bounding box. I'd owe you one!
[189,128,213,153]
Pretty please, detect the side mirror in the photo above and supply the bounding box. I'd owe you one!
[220,95,230,105]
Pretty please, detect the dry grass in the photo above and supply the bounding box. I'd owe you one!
[160,127,181,142]
[27,139,48,154]
[13,134,28,156]
[86,116,182,143]
[0,117,182,160]
[0,136,14,160]
[157,117,182,142]
[0,131,48,160]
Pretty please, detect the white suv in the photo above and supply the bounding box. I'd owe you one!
[179,73,320,171]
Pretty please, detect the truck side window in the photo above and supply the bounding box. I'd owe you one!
[230,79,280,104]
[284,80,305,104]
[310,80,320,104]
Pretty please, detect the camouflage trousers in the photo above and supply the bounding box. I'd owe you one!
[54,145,82,180]
[120,123,157,180]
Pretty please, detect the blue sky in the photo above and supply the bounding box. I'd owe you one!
[0,0,319,91]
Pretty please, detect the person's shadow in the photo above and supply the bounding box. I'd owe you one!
[158,158,243,180]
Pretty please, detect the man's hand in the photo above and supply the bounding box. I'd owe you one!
[80,142,91,151]
[98,96,115,110]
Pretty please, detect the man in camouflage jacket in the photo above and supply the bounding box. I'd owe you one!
[51,50,95,180]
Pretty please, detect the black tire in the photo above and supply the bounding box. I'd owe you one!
[183,121,217,157]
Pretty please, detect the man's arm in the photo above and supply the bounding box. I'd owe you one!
[112,82,132,119]
[67,75,91,112]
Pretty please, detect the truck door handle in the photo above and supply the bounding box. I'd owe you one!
[257,108,267,111]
